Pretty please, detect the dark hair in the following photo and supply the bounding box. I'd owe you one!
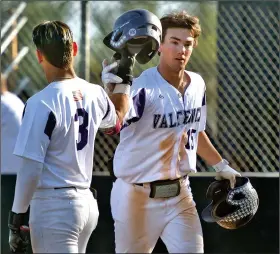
[160,11,201,47]
[32,20,73,69]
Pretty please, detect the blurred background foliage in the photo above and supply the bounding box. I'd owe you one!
[1,1,218,123]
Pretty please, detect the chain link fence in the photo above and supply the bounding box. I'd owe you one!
[1,1,279,174]
[216,2,279,173]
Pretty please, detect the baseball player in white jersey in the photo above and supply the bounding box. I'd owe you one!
[8,21,130,253]
[102,11,241,253]
[1,77,25,175]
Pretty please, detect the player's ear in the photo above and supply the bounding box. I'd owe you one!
[158,35,165,55]
[158,44,162,54]
[36,50,43,64]
[193,39,198,48]
[73,42,78,56]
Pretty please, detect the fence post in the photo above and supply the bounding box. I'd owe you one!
[80,1,90,81]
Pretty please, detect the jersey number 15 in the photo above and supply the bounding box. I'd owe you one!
[186,129,197,150]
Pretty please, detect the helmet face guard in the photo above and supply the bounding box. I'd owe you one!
[103,9,162,64]
[202,177,259,230]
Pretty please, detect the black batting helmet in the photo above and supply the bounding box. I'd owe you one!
[202,177,259,230]
[103,9,162,64]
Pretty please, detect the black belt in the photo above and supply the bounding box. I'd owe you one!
[54,186,76,190]
[135,175,188,187]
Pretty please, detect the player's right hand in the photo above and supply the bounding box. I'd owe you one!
[8,211,30,253]
[101,59,123,94]
[9,226,30,253]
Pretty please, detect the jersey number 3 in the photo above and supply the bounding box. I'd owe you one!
[74,108,89,150]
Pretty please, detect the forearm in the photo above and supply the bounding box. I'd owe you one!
[12,158,43,214]
[197,131,222,166]
[109,93,130,124]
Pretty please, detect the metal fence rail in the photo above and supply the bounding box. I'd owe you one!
[1,1,278,174]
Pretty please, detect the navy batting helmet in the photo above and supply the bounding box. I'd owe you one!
[103,9,162,64]
[202,177,259,230]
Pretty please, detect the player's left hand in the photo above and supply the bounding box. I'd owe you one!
[213,159,241,189]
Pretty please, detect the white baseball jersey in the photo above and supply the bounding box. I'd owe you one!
[1,91,25,174]
[14,77,116,188]
[113,67,206,183]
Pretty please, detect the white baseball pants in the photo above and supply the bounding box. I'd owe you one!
[111,177,204,253]
[29,187,99,253]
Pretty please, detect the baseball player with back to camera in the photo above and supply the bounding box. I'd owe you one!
[102,10,241,253]
[8,20,130,253]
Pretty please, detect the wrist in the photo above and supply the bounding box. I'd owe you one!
[8,211,25,230]
[212,159,229,172]
[113,84,130,95]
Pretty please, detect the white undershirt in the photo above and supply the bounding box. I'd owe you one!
[12,157,43,213]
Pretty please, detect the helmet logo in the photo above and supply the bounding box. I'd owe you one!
[128,28,136,37]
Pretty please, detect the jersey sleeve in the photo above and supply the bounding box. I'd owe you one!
[13,97,57,163]
[122,75,150,128]
[98,87,117,129]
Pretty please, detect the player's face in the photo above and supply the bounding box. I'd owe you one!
[159,28,194,72]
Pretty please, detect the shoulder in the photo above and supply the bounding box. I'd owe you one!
[75,77,105,96]
[24,86,57,113]
[87,83,108,101]
[187,71,206,90]
[81,81,109,108]
[89,83,105,94]
[187,71,205,83]
[26,89,46,105]
[133,67,157,89]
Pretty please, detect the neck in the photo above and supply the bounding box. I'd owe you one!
[45,65,76,83]
[157,63,187,92]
